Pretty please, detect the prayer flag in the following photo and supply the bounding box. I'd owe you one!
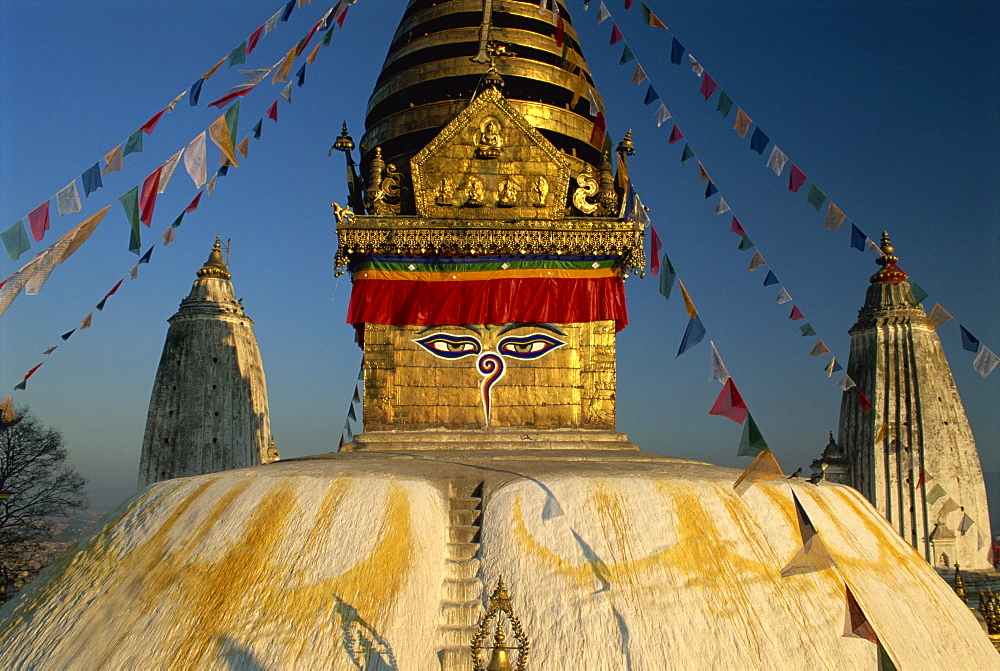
[649,227,663,276]
[733,109,751,138]
[640,2,667,28]
[824,357,840,377]
[655,102,671,126]
[80,312,93,329]
[843,584,878,643]
[208,87,255,108]
[596,1,611,23]
[916,468,931,488]
[857,389,872,412]
[710,341,730,384]
[42,346,57,356]
[138,247,153,265]
[643,85,659,105]
[27,201,50,243]
[281,0,296,21]
[119,186,141,255]
[184,132,207,188]
[825,201,846,231]
[709,378,748,424]
[749,251,766,271]
[700,73,718,100]
[124,129,143,155]
[927,303,952,328]
[162,227,176,246]
[974,345,999,378]
[704,182,718,198]
[60,329,75,341]
[799,323,816,336]
[209,115,240,168]
[170,213,185,229]
[689,54,704,77]
[958,513,975,535]
[82,163,103,197]
[766,146,788,175]
[714,197,730,215]
[938,497,960,516]
[680,144,695,164]
[103,146,124,174]
[297,20,322,56]
[630,64,648,85]
[610,23,624,44]
[926,484,947,504]
[806,184,827,211]
[237,136,249,159]
[217,165,230,177]
[679,279,698,317]
[246,25,265,54]
[905,282,928,305]
[96,279,123,311]
[267,100,279,121]
[781,531,836,577]
[273,48,296,84]
[555,14,565,48]
[676,316,706,358]
[336,5,349,27]
[296,62,307,87]
[56,182,82,216]
[189,79,205,106]
[141,109,165,134]
[788,164,807,192]
[810,341,830,357]
[670,37,684,65]
[836,374,856,391]
[749,127,770,154]
[659,253,676,299]
[53,205,109,263]
[990,541,1000,566]
[738,235,754,251]
[730,216,747,237]
[252,119,263,139]
[0,397,12,421]
[1,222,30,262]
[206,174,218,196]
[619,44,635,65]
[668,124,683,144]
[763,270,779,286]
[789,305,805,320]
[959,325,980,352]
[625,0,633,8]
[589,112,607,147]
[733,448,783,494]
[348,404,357,421]
[588,88,600,116]
[979,528,989,551]
[139,167,163,226]
[307,43,321,65]
[698,162,711,182]
[227,41,247,67]
[22,362,43,382]
[776,288,792,304]
[850,224,866,251]
[159,149,184,193]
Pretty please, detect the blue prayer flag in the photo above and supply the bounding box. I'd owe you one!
[82,163,103,197]
[749,127,770,154]
[960,325,980,353]
[676,316,707,358]
[832,360,843,372]
[850,224,866,251]
[281,0,295,21]
[60,329,76,341]
[659,253,676,299]
[763,270,779,286]
[705,182,718,198]
[670,38,684,65]
[218,165,230,177]
[189,79,204,106]
[138,247,153,265]
[643,85,659,105]
[296,63,307,87]
[252,119,263,140]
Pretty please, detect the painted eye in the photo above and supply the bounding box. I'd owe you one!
[413,333,482,359]
[497,333,566,359]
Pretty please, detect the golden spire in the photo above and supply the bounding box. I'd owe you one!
[332,121,355,153]
[196,236,231,280]
[870,230,907,284]
[617,129,635,157]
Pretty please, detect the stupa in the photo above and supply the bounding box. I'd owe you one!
[0,2,995,669]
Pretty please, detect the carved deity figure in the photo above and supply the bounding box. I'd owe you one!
[465,176,486,207]
[475,118,502,159]
[531,176,548,207]
[435,177,454,206]
[497,179,518,207]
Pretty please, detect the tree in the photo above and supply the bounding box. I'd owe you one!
[0,407,86,599]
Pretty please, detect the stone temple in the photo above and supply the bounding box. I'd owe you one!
[0,1,995,669]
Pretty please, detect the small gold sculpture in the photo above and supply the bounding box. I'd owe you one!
[497,179,518,207]
[465,176,486,207]
[331,202,355,225]
[364,147,402,215]
[953,563,967,600]
[572,172,599,215]
[435,177,454,206]
[471,577,528,671]
[530,176,548,207]
[476,118,503,159]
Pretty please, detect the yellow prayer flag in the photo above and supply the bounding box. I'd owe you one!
[874,423,890,442]
[825,201,846,231]
[102,145,124,174]
[0,396,13,421]
[734,108,752,138]
[678,279,698,318]
[734,448,784,495]
[237,136,249,158]
[697,162,711,183]
[80,312,93,330]
[202,57,226,80]
[928,303,953,328]
[780,533,837,577]
[209,116,240,167]
[56,205,111,262]
[162,227,176,246]
[272,48,296,84]
[306,43,321,65]
[809,340,830,357]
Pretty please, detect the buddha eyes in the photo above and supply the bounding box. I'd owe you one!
[497,334,565,359]
[414,334,482,359]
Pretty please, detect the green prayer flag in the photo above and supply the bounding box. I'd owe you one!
[14,380,26,391]
[926,483,947,504]
[877,641,898,671]
[716,91,734,118]
[906,282,928,306]
[861,408,876,424]
[119,186,141,255]
[2,220,31,262]
[738,413,768,457]
[659,253,676,300]
[806,184,827,211]
[171,212,185,229]
[252,119,263,140]
[619,44,635,65]
[123,130,143,156]
[737,235,754,251]
[227,41,247,67]
[680,143,695,164]
[323,27,334,47]
[224,101,241,144]
[799,323,817,336]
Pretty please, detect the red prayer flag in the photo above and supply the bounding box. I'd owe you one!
[989,541,1000,566]
[789,305,805,320]
[916,468,931,487]
[700,73,718,100]
[844,584,878,643]
[789,164,807,192]
[668,124,684,144]
[555,14,564,46]
[103,279,124,301]
[336,5,349,27]
[246,25,265,54]
[208,87,255,109]
[141,109,165,135]
[23,362,43,381]
[589,112,607,147]
[297,20,322,56]
[27,200,51,242]
[185,191,203,213]
[709,378,749,424]
[650,227,663,276]
[610,23,624,44]
[267,100,279,121]
[625,0,633,7]
[139,167,163,227]
[857,389,872,412]
[730,216,747,237]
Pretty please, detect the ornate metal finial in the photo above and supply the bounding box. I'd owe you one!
[472,577,529,671]
[953,563,967,600]
[197,235,231,280]
[616,130,635,157]
[870,230,907,284]
[332,121,355,154]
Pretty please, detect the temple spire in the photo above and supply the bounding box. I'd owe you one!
[196,235,231,280]
[870,230,907,284]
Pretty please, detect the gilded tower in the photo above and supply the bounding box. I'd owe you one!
[138,238,276,488]
[333,0,643,440]
[838,232,992,568]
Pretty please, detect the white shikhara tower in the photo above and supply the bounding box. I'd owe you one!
[138,238,275,488]
[839,232,991,568]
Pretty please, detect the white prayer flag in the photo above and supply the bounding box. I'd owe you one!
[710,341,730,384]
[55,181,82,216]
[158,149,185,194]
[836,374,856,391]
[973,345,999,378]
[689,54,704,77]
[655,103,671,126]
[184,132,207,188]
[596,1,611,23]
[714,197,730,214]
[765,145,789,176]
[776,288,792,304]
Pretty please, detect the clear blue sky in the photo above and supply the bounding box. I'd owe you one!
[0,1,996,521]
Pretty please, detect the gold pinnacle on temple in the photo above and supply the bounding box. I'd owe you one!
[617,129,635,157]
[870,230,907,284]
[196,236,231,280]
[332,121,355,153]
